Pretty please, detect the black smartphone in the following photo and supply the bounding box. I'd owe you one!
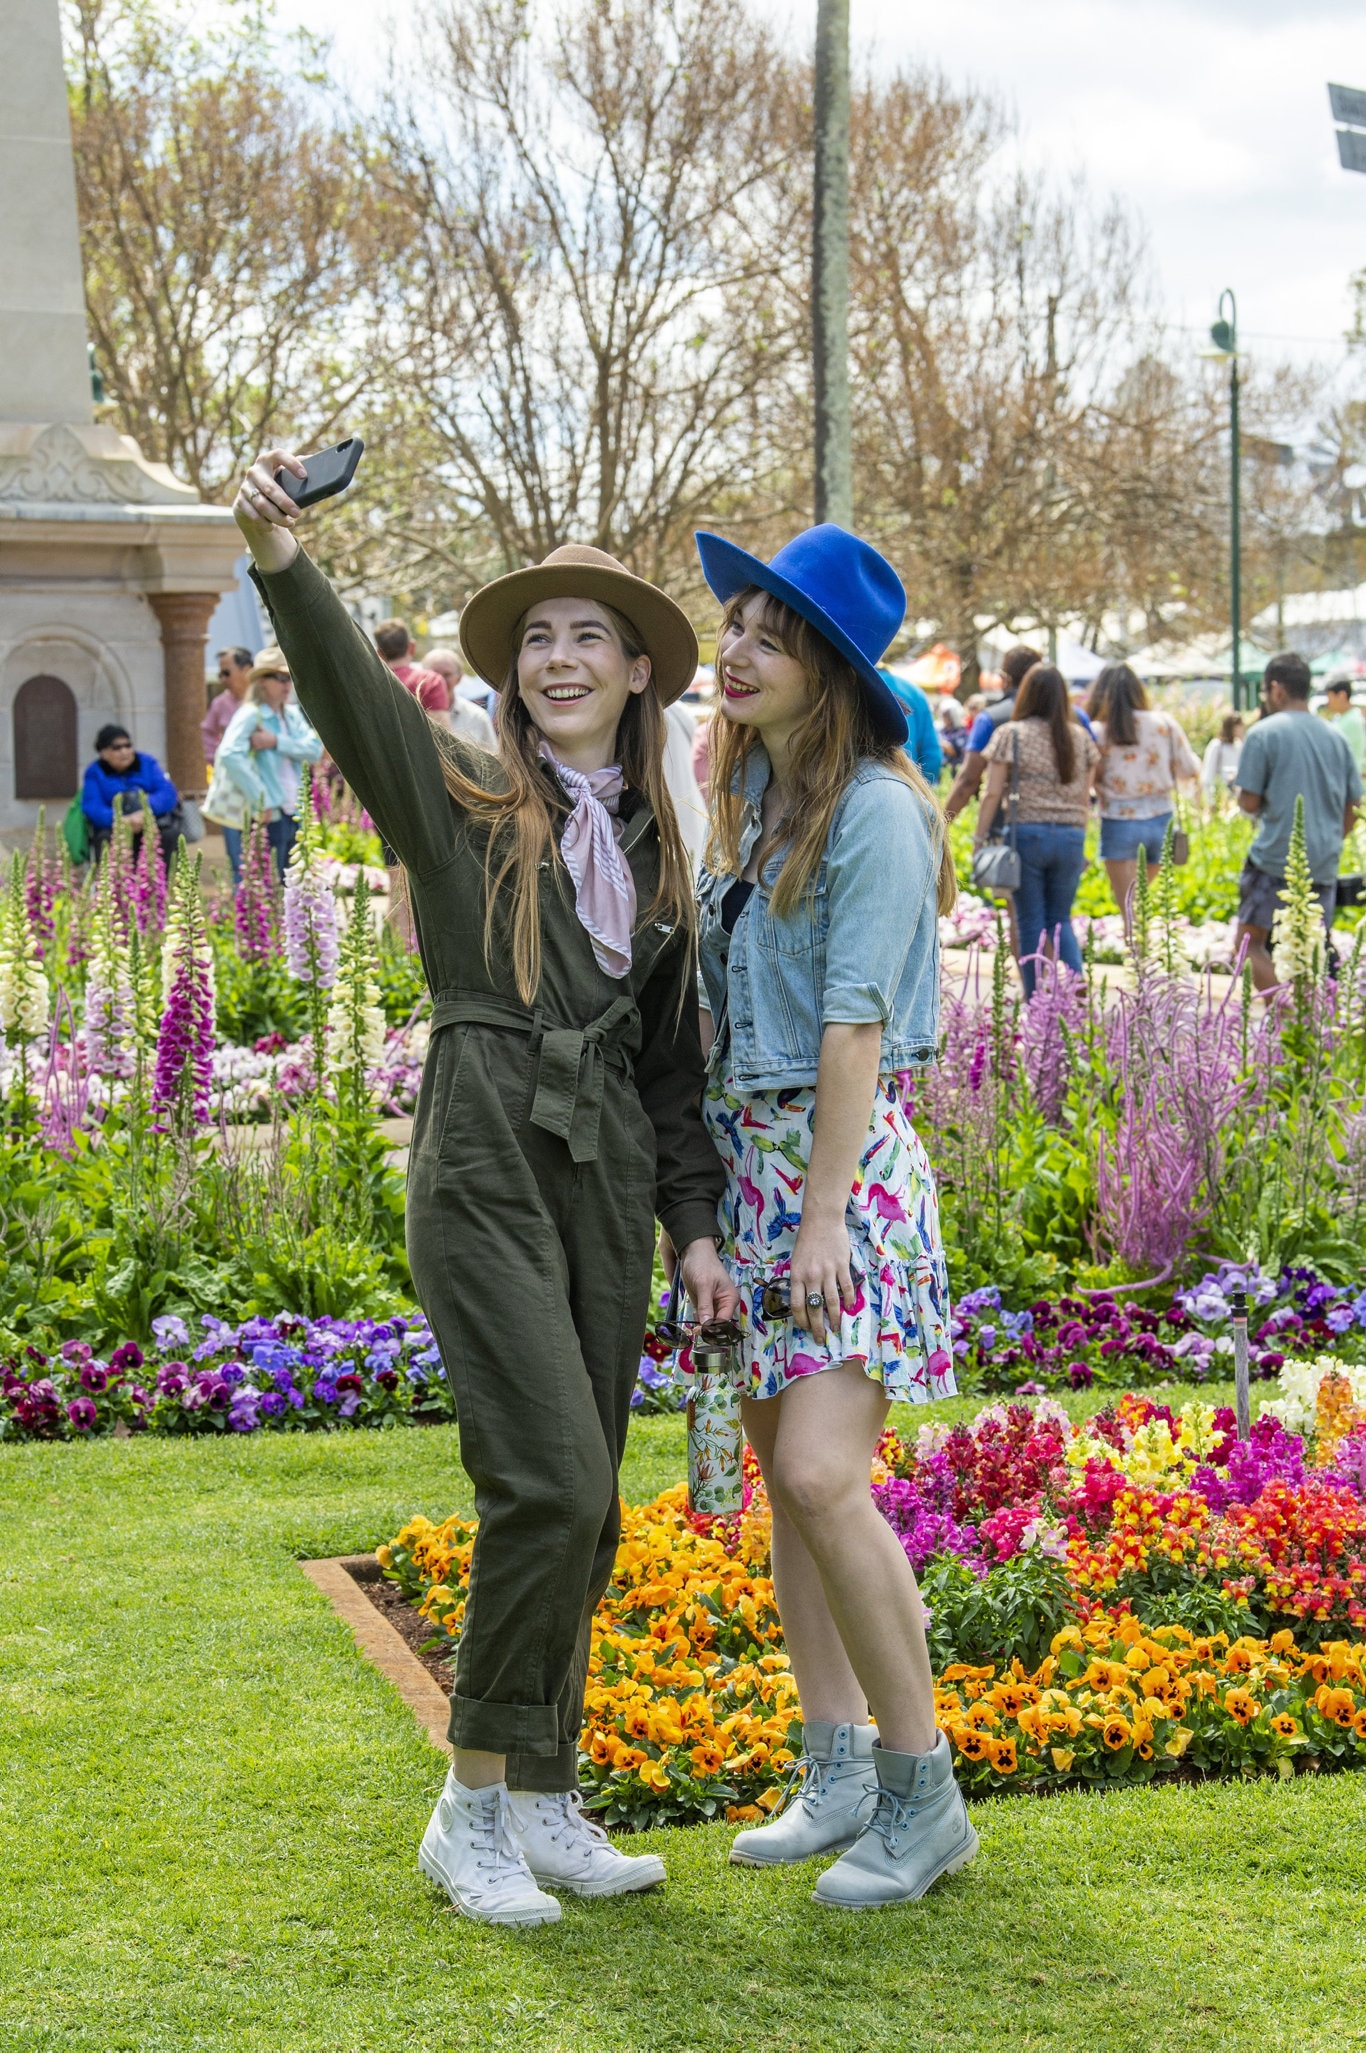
[274,436,364,509]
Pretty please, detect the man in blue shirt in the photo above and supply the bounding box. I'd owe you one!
[81,724,181,866]
[943,645,1042,821]
[877,669,943,782]
[1236,651,1361,989]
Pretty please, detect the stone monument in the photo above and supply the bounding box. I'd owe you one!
[0,0,241,839]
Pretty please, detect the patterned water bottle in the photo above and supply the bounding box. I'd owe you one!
[686,1319,744,1517]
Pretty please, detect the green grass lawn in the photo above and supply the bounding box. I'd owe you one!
[3,1392,1365,2053]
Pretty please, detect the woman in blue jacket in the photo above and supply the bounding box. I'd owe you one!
[81,724,181,865]
[694,524,975,1909]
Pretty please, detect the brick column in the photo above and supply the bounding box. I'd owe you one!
[147,592,218,798]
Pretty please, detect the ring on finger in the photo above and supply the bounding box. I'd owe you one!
[805,1291,825,1309]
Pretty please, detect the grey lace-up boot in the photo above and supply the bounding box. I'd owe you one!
[813,1734,977,1907]
[729,1721,878,1867]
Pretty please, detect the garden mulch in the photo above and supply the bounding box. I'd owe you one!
[339,1555,454,1696]
[300,1555,452,1753]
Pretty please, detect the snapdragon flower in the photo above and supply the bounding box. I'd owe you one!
[326,874,386,1086]
[282,769,339,988]
[0,852,51,1044]
[151,857,215,1129]
[1271,796,1324,986]
[82,877,137,1080]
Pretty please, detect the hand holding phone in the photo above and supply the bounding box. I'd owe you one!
[272,437,365,509]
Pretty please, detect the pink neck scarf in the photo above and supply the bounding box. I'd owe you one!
[539,739,637,978]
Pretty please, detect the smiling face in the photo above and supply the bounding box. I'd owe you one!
[715,592,814,757]
[515,597,650,770]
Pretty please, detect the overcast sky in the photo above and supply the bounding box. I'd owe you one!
[279,0,1366,375]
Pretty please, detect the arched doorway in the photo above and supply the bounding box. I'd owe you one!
[13,674,78,800]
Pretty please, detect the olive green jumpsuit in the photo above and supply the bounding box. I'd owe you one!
[255,549,724,1790]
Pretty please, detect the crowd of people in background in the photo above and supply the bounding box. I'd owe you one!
[677,630,1363,999]
[75,604,1366,1007]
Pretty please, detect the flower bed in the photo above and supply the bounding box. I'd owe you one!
[380,1375,1366,1826]
[207,1020,427,1121]
[0,1311,452,1439]
[939,891,1239,972]
[634,1261,1366,1412]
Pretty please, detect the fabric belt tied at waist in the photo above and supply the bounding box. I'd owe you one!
[428,990,640,1164]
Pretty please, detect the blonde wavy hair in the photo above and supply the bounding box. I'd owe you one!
[705,589,957,918]
[433,602,693,1004]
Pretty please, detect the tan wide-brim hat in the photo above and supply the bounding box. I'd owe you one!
[458,545,698,705]
[248,644,291,684]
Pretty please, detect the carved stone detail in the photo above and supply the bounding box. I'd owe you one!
[0,423,198,507]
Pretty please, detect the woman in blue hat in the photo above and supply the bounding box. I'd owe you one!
[693,524,975,1908]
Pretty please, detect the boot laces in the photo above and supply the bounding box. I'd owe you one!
[470,1788,530,1878]
[781,1750,856,1815]
[535,1789,610,1853]
[865,1784,918,1850]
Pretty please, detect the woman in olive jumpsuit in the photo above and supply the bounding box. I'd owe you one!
[234,451,732,1925]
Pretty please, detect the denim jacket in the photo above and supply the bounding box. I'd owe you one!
[697,744,942,1089]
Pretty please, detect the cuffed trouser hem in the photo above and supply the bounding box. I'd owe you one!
[447,1692,559,1758]
[505,1741,581,1794]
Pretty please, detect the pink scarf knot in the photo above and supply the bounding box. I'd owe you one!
[539,740,637,977]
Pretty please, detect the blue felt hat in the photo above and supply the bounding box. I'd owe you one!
[694,524,910,746]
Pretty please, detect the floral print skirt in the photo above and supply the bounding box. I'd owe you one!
[704,1073,956,1404]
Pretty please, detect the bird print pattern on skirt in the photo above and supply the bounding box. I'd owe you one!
[704,1073,955,1403]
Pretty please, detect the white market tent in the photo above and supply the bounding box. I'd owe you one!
[973,625,1106,686]
[1126,636,1238,683]
[1249,586,1366,634]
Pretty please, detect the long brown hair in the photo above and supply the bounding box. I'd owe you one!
[1088,662,1148,749]
[434,602,693,1003]
[705,589,957,918]
[1013,663,1077,784]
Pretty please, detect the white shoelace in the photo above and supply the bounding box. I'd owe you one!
[534,1790,611,1854]
[469,1788,532,1877]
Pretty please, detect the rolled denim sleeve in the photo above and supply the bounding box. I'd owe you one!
[822,776,938,1026]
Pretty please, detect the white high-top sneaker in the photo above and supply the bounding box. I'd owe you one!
[814,1734,978,1908]
[729,1721,879,1867]
[506,1789,667,1898]
[418,1771,562,1926]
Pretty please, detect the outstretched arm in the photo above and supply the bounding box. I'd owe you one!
[232,450,480,875]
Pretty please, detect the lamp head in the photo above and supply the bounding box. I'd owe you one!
[1209,317,1235,353]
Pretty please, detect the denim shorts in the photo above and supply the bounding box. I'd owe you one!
[1098,811,1172,861]
[1237,862,1336,934]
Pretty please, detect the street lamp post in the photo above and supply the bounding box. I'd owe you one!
[1207,291,1242,712]
[813,0,852,527]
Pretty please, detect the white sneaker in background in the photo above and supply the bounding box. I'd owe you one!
[418,1772,562,1926]
[506,1788,667,1898]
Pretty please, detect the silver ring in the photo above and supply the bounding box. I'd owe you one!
[805,1291,824,1309]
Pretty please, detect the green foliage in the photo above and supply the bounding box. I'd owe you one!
[319,817,384,865]
[0,1064,410,1346]
[1129,1578,1256,1641]
[921,1548,1076,1675]
[375,924,429,1025]
[212,938,308,1043]
[10,1421,1366,2053]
